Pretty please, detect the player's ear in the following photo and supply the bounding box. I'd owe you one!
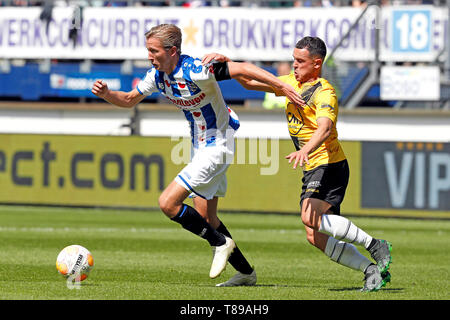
[168,46,178,57]
[313,57,323,69]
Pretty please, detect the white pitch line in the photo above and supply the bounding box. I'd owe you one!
[0,226,303,234]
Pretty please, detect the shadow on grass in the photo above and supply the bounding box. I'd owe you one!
[329,287,404,292]
[199,284,308,288]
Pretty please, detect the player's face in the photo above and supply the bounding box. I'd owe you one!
[146,37,175,73]
[292,48,322,83]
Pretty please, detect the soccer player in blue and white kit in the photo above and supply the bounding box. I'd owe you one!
[92,24,304,286]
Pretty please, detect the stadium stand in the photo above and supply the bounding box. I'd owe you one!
[0,0,448,109]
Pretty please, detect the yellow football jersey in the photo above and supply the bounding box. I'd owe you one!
[278,74,346,171]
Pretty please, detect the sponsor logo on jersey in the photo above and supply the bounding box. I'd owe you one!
[186,81,200,93]
[165,92,206,109]
[286,102,304,136]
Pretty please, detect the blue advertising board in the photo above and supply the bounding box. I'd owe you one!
[0,63,265,102]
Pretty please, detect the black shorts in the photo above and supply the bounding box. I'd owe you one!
[300,159,349,215]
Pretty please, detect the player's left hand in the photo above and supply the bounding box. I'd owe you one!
[285,149,309,169]
[201,53,231,65]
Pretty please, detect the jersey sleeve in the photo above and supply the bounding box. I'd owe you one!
[187,58,215,83]
[136,68,158,96]
[314,87,338,124]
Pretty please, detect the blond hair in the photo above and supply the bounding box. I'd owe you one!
[145,24,182,55]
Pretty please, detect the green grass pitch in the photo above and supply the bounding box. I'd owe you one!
[0,205,449,301]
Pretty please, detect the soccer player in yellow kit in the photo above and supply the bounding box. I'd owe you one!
[203,37,392,292]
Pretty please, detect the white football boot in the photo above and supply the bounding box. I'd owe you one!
[216,270,257,287]
[209,236,235,279]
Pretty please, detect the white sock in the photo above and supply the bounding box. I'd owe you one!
[319,214,373,249]
[324,237,372,272]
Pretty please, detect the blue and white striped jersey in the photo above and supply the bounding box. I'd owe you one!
[137,54,240,149]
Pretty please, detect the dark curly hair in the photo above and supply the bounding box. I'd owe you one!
[295,37,327,60]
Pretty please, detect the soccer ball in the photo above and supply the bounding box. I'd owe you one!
[56,245,94,281]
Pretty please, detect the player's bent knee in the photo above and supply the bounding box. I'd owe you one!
[158,195,177,218]
[301,212,315,230]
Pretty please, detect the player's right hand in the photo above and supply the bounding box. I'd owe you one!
[201,53,231,65]
[281,84,305,108]
[285,149,310,169]
[91,80,109,98]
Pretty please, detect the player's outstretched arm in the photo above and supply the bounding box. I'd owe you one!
[92,80,145,108]
[234,75,276,93]
[202,53,278,92]
[202,53,304,107]
[201,53,264,90]
[227,61,304,107]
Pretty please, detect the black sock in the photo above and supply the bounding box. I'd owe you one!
[364,263,376,273]
[217,221,254,275]
[367,238,377,251]
[171,204,226,247]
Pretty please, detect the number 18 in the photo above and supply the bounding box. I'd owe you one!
[393,10,431,52]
